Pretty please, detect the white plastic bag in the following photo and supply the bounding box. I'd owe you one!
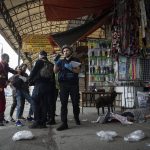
[12,130,34,141]
[96,130,118,142]
[124,130,145,142]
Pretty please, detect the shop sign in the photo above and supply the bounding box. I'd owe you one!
[22,34,52,52]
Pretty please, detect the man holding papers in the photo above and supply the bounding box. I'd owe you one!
[54,45,81,131]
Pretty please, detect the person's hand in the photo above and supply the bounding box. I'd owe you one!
[54,54,61,64]
[64,63,73,71]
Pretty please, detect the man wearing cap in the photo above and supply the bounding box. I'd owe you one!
[28,50,56,128]
[54,45,81,131]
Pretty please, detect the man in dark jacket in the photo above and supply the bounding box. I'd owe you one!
[54,45,81,131]
[0,53,16,126]
[28,50,56,128]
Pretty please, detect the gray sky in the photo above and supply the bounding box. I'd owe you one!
[0,34,25,78]
[0,34,19,69]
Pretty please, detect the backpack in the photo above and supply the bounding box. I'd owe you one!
[40,61,54,79]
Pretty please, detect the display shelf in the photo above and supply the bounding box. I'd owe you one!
[88,47,115,88]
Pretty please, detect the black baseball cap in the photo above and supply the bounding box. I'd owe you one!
[39,50,47,57]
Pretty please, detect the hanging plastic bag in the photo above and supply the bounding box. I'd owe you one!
[124,130,145,142]
[96,130,118,142]
[12,130,34,141]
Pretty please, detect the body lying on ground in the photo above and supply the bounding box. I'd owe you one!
[92,107,150,124]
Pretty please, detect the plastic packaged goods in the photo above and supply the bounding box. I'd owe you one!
[12,130,34,141]
[96,130,118,142]
[124,130,145,142]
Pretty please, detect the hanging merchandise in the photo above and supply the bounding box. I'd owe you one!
[118,55,150,81]
[129,0,140,56]
[139,0,147,57]
[139,26,143,49]
[111,3,121,58]
[138,0,150,57]
[118,56,137,81]
[128,59,132,80]
[139,0,147,38]
[111,0,140,57]
[144,0,150,27]
[118,56,127,80]
[131,57,136,80]
[136,58,140,80]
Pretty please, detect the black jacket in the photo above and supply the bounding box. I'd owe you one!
[29,57,55,86]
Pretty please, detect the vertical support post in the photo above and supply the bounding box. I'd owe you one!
[0,43,3,56]
[84,64,87,90]
[17,48,21,66]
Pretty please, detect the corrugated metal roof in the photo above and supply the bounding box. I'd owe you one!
[0,0,112,66]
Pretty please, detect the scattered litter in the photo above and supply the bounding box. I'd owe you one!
[82,119,88,122]
[96,130,118,142]
[12,130,34,141]
[91,120,98,123]
[124,130,145,142]
[146,143,150,147]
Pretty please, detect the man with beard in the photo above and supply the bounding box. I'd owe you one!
[54,45,81,131]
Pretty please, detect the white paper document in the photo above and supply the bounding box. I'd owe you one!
[70,61,81,67]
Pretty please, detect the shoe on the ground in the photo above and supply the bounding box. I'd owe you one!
[10,117,15,122]
[0,121,4,126]
[47,120,56,125]
[57,123,68,131]
[16,120,23,126]
[39,124,47,128]
[3,119,9,124]
[28,122,41,129]
[27,116,34,122]
[75,119,81,125]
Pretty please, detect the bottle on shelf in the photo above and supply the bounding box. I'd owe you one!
[98,66,101,74]
[88,40,114,88]
[92,50,94,57]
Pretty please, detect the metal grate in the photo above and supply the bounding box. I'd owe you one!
[140,59,150,81]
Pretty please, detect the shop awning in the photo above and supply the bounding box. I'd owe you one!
[50,10,111,47]
[43,0,113,21]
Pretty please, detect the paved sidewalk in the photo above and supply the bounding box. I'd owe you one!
[0,97,150,150]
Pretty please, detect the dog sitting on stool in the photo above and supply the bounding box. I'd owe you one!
[95,91,117,115]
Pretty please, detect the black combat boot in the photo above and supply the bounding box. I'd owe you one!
[57,123,68,131]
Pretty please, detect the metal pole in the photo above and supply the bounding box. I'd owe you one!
[0,42,3,56]
[18,48,21,66]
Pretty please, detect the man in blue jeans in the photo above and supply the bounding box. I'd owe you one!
[12,66,33,126]
[54,45,81,131]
